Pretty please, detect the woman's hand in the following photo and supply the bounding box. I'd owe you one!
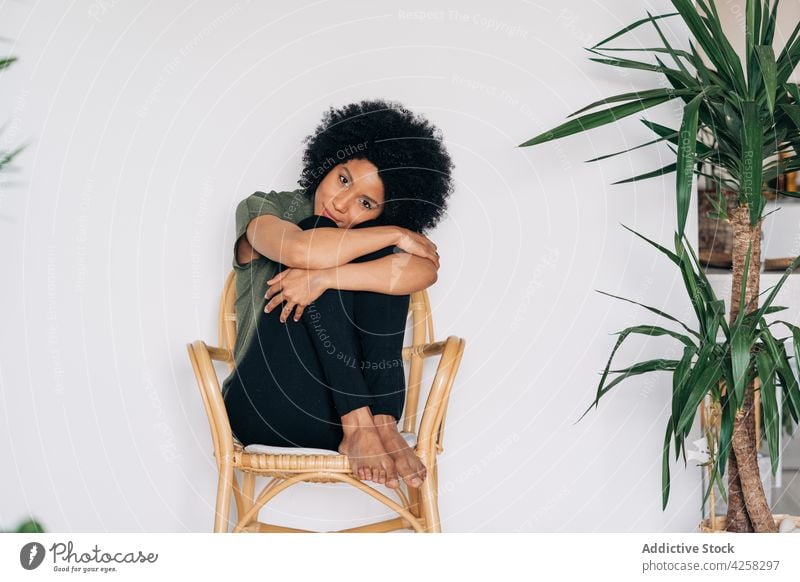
[264,268,330,323]
[393,227,440,269]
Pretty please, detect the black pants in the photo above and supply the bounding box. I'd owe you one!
[223,214,411,451]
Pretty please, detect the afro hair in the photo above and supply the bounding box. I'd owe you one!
[297,98,455,234]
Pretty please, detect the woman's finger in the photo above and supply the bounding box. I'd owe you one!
[280,301,295,323]
[267,269,289,284]
[265,291,284,313]
[293,304,305,322]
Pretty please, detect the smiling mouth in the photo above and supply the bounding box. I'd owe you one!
[323,208,339,223]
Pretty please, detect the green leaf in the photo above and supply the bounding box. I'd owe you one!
[608,358,680,377]
[595,289,699,338]
[592,12,679,49]
[621,224,681,266]
[675,354,723,436]
[731,328,754,407]
[673,0,746,94]
[673,343,706,431]
[770,321,800,421]
[787,83,800,105]
[673,345,696,399]
[763,0,781,46]
[746,0,757,73]
[0,57,17,72]
[647,10,691,77]
[15,519,45,533]
[751,254,800,323]
[612,162,678,185]
[519,95,682,147]
[584,133,677,163]
[641,119,712,155]
[676,93,703,237]
[587,55,662,75]
[777,18,800,85]
[662,418,674,509]
[578,331,633,423]
[754,45,777,116]
[598,46,692,59]
[778,104,800,129]
[611,324,695,347]
[705,184,729,222]
[756,348,780,476]
[674,234,709,336]
[718,392,735,478]
[740,101,765,224]
[569,88,697,117]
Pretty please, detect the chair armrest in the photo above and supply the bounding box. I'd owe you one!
[186,340,236,462]
[414,336,466,460]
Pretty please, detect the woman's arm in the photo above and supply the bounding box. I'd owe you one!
[322,252,438,295]
[246,214,439,270]
[246,214,400,269]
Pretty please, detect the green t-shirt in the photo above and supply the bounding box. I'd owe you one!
[221,188,314,397]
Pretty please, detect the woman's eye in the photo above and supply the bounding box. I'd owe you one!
[339,174,349,185]
[361,199,373,209]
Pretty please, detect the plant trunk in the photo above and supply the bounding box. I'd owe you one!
[724,205,776,532]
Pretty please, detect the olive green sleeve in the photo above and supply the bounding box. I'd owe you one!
[232,191,283,271]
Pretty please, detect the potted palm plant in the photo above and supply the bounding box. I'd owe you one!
[520,0,800,532]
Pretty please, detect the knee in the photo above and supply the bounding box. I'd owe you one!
[350,219,399,262]
[351,217,384,230]
[297,214,338,231]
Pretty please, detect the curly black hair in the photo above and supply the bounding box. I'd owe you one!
[297,98,455,234]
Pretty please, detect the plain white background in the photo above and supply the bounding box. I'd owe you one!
[1,0,796,532]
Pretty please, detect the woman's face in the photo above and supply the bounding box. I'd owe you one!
[313,158,385,228]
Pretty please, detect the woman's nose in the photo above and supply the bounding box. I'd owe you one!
[330,194,351,214]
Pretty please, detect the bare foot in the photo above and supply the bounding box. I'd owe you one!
[338,407,400,489]
[373,414,427,489]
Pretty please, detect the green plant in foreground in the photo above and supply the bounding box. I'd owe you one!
[519,0,800,532]
[578,230,800,515]
[1,518,45,533]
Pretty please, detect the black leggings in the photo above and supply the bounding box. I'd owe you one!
[223,214,411,451]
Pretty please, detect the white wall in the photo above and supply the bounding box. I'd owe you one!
[0,0,707,532]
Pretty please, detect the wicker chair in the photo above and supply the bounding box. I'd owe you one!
[186,270,466,533]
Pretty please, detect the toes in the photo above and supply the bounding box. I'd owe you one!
[403,468,425,488]
[364,467,372,481]
[376,469,386,484]
[406,476,422,488]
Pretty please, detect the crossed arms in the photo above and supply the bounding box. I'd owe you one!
[241,214,440,321]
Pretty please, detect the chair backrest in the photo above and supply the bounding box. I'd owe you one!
[218,270,435,434]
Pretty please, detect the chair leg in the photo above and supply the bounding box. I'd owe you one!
[407,483,422,518]
[419,459,441,533]
[241,472,256,516]
[214,462,235,533]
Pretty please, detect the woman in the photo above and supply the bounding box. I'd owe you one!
[222,99,454,491]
